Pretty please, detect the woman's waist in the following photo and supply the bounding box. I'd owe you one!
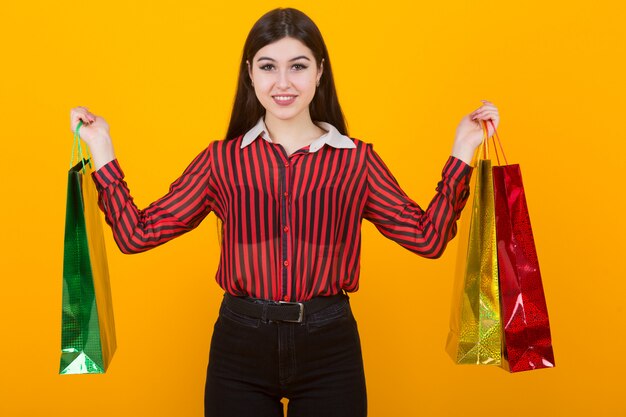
[220,290,352,324]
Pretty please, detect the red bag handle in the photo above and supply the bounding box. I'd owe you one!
[488,119,508,165]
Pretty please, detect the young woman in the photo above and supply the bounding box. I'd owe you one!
[70,7,499,417]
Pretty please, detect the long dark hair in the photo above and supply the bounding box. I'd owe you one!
[225,8,348,140]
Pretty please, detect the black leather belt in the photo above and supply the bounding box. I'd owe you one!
[223,292,347,323]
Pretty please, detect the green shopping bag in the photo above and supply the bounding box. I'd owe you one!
[60,121,116,374]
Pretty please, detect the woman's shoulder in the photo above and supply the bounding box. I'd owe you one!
[205,136,244,151]
[345,137,376,156]
[348,137,370,147]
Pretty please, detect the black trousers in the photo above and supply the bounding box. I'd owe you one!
[204,293,367,417]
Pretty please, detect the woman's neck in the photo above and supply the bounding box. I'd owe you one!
[264,111,327,148]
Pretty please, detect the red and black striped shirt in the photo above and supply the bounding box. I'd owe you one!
[92,118,473,302]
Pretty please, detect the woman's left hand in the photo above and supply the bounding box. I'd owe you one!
[451,100,500,165]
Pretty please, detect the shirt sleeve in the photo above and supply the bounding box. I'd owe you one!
[90,141,218,254]
[363,143,473,258]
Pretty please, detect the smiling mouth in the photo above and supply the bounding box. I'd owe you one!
[273,95,297,101]
[272,95,297,105]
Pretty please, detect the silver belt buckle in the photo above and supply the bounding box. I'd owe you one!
[278,301,304,323]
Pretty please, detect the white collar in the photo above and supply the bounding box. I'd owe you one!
[240,116,355,153]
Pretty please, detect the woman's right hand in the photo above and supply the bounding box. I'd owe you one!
[70,106,116,170]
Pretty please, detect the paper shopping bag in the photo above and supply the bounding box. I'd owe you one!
[446,127,502,365]
[489,120,555,372]
[60,121,116,374]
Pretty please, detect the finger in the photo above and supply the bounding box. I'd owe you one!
[485,118,499,132]
[473,105,497,115]
[73,106,95,118]
[473,110,494,118]
[474,107,498,116]
[472,110,489,119]
[74,115,93,128]
[470,105,496,117]
[76,110,96,124]
[77,114,91,124]
[472,112,499,122]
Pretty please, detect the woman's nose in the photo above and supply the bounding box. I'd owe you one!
[276,70,291,88]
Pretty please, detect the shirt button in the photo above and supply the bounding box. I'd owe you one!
[284,162,289,167]
[283,295,289,301]
[283,260,289,267]
[283,191,288,197]
[283,226,289,232]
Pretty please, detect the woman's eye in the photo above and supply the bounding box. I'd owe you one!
[258,63,308,71]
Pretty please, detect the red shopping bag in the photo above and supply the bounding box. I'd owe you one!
[488,120,555,372]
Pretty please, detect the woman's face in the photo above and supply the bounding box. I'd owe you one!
[248,36,323,123]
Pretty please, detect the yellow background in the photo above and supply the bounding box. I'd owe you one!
[1,0,625,416]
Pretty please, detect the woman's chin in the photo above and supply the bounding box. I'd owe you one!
[265,107,308,122]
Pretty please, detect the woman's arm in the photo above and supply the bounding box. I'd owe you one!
[91,145,217,254]
[362,100,500,257]
[363,145,472,258]
[70,106,218,254]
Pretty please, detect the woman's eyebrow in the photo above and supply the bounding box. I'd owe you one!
[256,55,311,62]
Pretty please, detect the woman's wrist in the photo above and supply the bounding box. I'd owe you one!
[90,134,117,171]
[451,142,476,166]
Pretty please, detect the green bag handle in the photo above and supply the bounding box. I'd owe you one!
[71,120,93,173]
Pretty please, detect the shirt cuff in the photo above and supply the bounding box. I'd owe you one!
[91,158,125,191]
[442,155,473,183]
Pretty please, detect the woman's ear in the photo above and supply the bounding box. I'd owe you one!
[246,60,253,83]
[317,58,325,84]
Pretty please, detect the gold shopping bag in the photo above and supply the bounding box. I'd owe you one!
[446,122,501,365]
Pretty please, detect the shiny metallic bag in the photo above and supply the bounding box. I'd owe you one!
[60,121,116,374]
[490,120,555,372]
[447,120,555,372]
[446,126,502,366]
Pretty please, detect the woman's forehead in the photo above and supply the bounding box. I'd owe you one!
[253,37,314,62]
